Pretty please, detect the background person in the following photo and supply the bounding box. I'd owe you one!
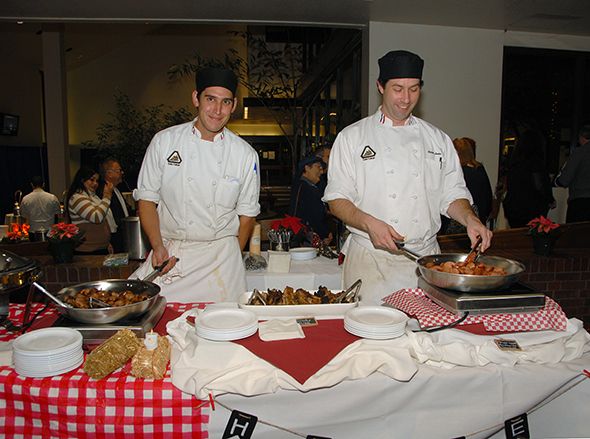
[20,175,61,233]
[67,166,116,255]
[97,158,131,253]
[555,124,590,223]
[440,138,493,234]
[289,156,333,246]
[132,67,260,302]
[313,143,332,197]
[323,50,491,304]
[502,130,556,228]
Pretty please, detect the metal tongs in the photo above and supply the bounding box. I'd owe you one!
[335,279,362,303]
[246,288,267,305]
[143,257,179,283]
[465,236,483,264]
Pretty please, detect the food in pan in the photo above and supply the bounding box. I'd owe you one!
[249,286,350,305]
[64,288,151,309]
[424,260,508,276]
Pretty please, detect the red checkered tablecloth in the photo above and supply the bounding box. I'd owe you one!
[0,302,208,438]
[382,289,568,332]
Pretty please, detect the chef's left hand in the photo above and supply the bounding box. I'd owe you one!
[465,216,493,252]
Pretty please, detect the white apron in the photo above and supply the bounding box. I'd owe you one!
[130,236,246,303]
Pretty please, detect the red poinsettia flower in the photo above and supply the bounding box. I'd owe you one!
[270,215,307,235]
[47,223,84,242]
[526,216,561,238]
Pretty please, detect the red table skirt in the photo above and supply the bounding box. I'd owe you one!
[0,302,208,439]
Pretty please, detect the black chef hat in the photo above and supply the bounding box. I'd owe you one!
[378,50,424,86]
[195,67,238,97]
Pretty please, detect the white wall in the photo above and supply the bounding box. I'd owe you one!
[367,22,505,186]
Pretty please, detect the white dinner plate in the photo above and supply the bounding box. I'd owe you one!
[15,354,84,378]
[289,247,316,260]
[13,328,83,356]
[196,308,258,331]
[345,306,408,328]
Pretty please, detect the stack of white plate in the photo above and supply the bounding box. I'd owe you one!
[195,308,258,341]
[289,247,316,261]
[344,306,408,340]
[12,328,84,377]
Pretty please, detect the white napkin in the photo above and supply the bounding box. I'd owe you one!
[0,341,13,367]
[258,318,305,341]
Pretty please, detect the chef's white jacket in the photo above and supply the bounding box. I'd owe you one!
[324,108,471,256]
[132,119,261,302]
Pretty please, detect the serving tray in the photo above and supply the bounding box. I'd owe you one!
[237,290,358,320]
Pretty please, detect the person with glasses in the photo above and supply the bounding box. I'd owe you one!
[97,158,131,253]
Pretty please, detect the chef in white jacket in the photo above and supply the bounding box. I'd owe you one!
[323,50,492,304]
[132,67,260,302]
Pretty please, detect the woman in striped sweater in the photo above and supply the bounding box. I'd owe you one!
[67,166,116,255]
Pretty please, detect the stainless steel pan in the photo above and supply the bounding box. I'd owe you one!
[31,259,176,324]
[399,246,525,293]
[34,279,161,324]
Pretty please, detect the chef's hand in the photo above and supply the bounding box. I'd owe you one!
[465,216,493,253]
[366,216,404,252]
[151,244,176,275]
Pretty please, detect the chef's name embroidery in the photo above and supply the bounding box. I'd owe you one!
[361,145,376,160]
[167,151,182,166]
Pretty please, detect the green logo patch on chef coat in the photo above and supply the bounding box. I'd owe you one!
[361,145,376,160]
[167,151,182,166]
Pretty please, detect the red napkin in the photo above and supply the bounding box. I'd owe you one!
[233,319,360,384]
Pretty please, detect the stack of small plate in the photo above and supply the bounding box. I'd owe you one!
[12,328,84,377]
[289,247,316,261]
[344,306,408,339]
[195,308,258,341]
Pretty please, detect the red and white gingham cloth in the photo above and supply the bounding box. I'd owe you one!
[382,289,568,332]
[0,302,208,439]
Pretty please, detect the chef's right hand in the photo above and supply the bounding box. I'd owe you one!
[151,244,176,275]
[366,216,404,252]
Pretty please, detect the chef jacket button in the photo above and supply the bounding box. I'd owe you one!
[207,204,212,208]
[394,219,399,224]
[392,193,397,198]
[206,222,211,226]
[413,218,418,223]
[217,159,222,164]
[187,177,193,182]
[188,199,193,204]
[189,221,194,225]
[413,171,418,177]
[386,147,391,152]
[212,181,217,186]
[413,149,417,154]
[412,195,418,200]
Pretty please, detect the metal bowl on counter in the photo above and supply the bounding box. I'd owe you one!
[37,279,161,324]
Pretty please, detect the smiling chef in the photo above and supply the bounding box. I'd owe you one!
[323,50,492,304]
[132,67,261,302]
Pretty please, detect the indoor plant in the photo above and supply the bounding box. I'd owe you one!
[526,215,561,256]
[47,223,85,263]
[269,215,308,250]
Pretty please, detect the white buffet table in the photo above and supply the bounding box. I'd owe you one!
[245,251,342,291]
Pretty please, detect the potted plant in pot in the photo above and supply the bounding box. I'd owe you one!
[526,216,561,256]
[47,223,86,263]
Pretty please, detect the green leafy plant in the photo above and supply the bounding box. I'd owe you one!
[82,90,193,185]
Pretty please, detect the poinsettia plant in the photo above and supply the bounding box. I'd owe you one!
[526,216,561,238]
[47,223,85,243]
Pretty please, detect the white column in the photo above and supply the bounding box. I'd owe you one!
[42,24,70,197]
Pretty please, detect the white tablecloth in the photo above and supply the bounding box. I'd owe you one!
[246,251,342,291]
[168,307,590,439]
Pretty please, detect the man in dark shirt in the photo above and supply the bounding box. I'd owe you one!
[98,158,131,253]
